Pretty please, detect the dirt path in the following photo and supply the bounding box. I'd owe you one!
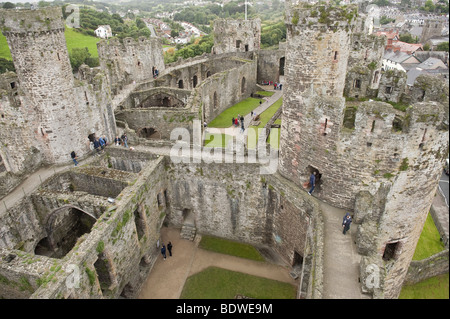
[137,227,297,299]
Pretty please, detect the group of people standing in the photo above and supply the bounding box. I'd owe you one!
[114,133,128,148]
[160,241,173,260]
[232,114,246,133]
[273,82,282,90]
[70,132,130,166]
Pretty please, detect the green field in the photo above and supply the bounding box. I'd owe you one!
[180,266,297,299]
[413,213,445,260]
[199,235,265,262]
[247,98,282,149]
[64,27,100,57]
[399,212,447,298]
[204,133,233,148]
[399,273,449,299]
[0,27,100,61]
[208,97,263,128]
[0,32,12,60]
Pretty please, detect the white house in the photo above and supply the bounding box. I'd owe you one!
[95,25,112,39]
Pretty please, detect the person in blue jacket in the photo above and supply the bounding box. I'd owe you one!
[308,171,317,195]
[342,213,352,235]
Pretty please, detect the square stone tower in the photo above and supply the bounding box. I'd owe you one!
[213,18,261,54]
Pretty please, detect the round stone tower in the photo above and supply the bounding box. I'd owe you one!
[0,7,85,165]
[279,1,449,299]
[279,1,358,201]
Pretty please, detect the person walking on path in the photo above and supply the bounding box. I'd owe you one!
[70,151,78,166]
[161,244,167,260]
[342,213,352,235]
[308,171,317,195]
[167,242,173,257]
[93,138,101,155]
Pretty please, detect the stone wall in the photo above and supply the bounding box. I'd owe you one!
[213,19,261,55]
[97,36,165,95]
[403,250,449,285]
[5,151,170,299]
[256,48,286,84]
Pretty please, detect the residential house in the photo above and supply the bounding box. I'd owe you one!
[95,25,112,39]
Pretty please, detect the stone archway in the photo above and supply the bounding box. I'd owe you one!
[35,205,97,258]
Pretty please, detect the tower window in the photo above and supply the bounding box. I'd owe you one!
[383,241,400,261]
[334,51,338,61]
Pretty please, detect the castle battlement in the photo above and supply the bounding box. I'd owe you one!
[0,7,64,34]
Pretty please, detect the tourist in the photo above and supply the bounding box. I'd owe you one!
[70,151,78,166]
[102,135,108,146]
[308,171,316,195]
[232,117,235,127]
[161,244,167,260]
[121,133,128,148]
[93,138,101,155]
[167,242,173,257]
[342,213,352,235]
[99,136,106,150]
[114,136,121,146]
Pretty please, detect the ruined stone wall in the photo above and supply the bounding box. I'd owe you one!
[213,19,261,54]
[75,66,117,144]
[377,69,407,103]
[256,49,286,84]
[344,33,385,98]
[97,36,164,94]
[3,154,170,299]
[165,160,269,244]
[199,57,257,123]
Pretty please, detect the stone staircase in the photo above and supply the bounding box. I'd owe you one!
[180,224,197,241]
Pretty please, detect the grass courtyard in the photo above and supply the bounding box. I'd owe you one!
[181,235,296,299]
[180,266,297,299]
[399,213,448,299]
[207,97,263,128]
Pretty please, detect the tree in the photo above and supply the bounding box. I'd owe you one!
[436,42,449,52]
[0,58,15,74]
[69,47,94,72]
[2,2,15,9]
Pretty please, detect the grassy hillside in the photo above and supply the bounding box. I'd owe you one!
[0,32,12,60]
[65,27,101,57]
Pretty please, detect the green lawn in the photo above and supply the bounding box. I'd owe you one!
[199,235,265,261]
[204,133,233,148]
[64,26,100,57]
[247,98,282,149]
[413,213,445,260]
[399,273,449,299]
[208,97,263,128]
[0,32,12,60]
[256,90,274,97]
[399,212,447,299]
[180,266,297,299]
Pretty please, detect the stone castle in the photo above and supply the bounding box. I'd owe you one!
[0,1,448,299]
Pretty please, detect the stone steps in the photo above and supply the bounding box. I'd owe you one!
[180,224,196,241]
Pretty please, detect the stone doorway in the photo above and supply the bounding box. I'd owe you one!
[279,57,285,76]
[182,208,195,226]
